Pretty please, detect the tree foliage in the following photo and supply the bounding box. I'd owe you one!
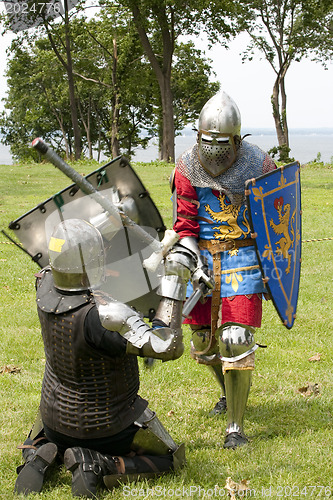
[0,4,219,162]
[238,0,333,156]
[112,0,237,161]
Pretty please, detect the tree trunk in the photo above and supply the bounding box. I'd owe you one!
[78,97,93,159]
[111,39,120,158]
[45,0,82,160]
[271,75,288,147]
[159,75,175,161]
[130,4,175,162]
[64,0,81,160]
[280,75,289,148]
[58,116,70,159]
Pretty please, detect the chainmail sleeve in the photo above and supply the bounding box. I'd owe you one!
[263,154,277,173]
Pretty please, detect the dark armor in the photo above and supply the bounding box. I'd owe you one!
[37,269,147,439]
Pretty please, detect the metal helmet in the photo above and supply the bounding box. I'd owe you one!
[197,90,241,177]
[48,218,105,292]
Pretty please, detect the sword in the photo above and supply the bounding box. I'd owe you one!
[32,138,179,271]
[182,282,211,318]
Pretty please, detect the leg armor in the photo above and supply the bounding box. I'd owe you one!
[131,407,185,469]
[189,325,227,416]
[207,364,227,416]
[189,325,220,365]
[190,324,218,357]
[64,408,185,497]
[218,323,258,448]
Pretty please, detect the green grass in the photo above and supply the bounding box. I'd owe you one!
[0,160,333,499]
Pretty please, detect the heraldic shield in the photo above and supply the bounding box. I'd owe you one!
[245,162,302,329]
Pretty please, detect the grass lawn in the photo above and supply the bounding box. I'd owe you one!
[0,158,332,499]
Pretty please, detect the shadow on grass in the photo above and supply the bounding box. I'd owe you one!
[245,395,333,441]
[186,394,333,451]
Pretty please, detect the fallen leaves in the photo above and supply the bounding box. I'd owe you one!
[297,383,320,397]
[224,477,250,499]
[0,364,21,374]
[308,353,321,362]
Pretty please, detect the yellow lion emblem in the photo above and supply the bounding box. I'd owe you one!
[204,192,250,241]
[269,197,296,274]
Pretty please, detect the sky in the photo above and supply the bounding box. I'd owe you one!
[193,33,333,130]
[0,22,332,130]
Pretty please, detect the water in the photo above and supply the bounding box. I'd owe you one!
[0,143,13,165]
[132,129,333,165]
[1,129,332,165]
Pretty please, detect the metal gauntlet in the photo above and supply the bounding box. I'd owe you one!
[97,300,183,360]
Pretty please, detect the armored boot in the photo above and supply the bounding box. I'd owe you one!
[64,447,174,497]
[14,437,58,495]
[64,447,117,498]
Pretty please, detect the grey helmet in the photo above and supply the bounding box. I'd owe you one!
[197,90,241,177]
[48,218,105,292]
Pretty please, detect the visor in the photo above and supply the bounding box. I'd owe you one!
[197,130,237,177]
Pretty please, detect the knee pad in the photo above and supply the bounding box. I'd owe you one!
[190,326,218,356]
[130,408,186,470]
[218,323,258,371]
[131,408,178,455]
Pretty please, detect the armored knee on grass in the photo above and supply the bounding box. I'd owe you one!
[64,408,185,497]
[131,408,186,471]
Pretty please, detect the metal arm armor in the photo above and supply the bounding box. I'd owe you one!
[158,240,198,301]
[177,236,215,292]
[97,300,184,360]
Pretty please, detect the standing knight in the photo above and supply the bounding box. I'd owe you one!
[169,90,276,448]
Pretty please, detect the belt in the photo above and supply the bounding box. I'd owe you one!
[198,238,255,335]
[199,238,254,255]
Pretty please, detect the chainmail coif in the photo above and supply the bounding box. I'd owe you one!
[176,141,274,205]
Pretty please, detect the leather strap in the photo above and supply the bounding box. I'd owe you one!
[199,238,254,255]
[138,455,160,473]
[198,238,254,335]
[177,194,200,208]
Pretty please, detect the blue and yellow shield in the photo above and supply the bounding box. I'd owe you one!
[245,162,302,329]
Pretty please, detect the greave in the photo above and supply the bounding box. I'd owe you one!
[103,454,174,489]
[224,368,252,435]
[218,323,256,444]
[208,364,225,396]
